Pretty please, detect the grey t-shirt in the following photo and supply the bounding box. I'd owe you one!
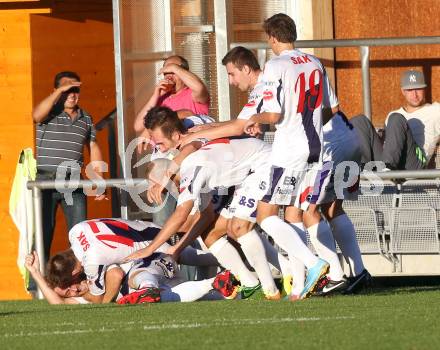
[36,108,96,172]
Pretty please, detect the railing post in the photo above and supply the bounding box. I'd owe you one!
[256,49,267,72]
[32,186,45,300]
[214,0,233,121]
[360,45,372,120]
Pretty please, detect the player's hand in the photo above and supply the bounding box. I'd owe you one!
[122,247,153,263]
[247,122,263,137]
[176,133,194,148]
[147,183,165,205]
[166,245,180,262]
[24,251,40,274]
[243,116,258,135]
[137,132,152,154]
[94,193,108,201]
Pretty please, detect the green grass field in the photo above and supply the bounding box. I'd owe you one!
[1,286,440,350]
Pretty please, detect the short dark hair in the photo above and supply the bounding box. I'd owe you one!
[263,13,297,43]
[46,249,81,288]
[164,55,190,71]
[222,46,260,71]
[54,71,80,88]
[144,106,187,138]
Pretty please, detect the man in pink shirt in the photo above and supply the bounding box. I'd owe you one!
[134,55,210,135]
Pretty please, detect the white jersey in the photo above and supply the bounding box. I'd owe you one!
[237,73,265,120]
[261,49,338,170]
[151,114,214,161]
[177,137,271,207]
[69,218,168,296]
[323,112,359,163]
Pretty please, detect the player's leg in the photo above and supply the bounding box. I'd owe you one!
[283,207,307,298]
[230,217,279,299]
[204,215,260,289]
[161,278,217,302]
[321,200,370,293]
[257,232,293,295]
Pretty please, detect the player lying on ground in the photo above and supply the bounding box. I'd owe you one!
[43,218,220,303]
[25,250,237,304]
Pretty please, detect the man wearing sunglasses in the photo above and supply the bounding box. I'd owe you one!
[32,71,106,262]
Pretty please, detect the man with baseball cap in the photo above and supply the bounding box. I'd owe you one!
[351,69,440,170]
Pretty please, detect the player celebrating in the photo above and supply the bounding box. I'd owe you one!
[239,13,342,299]
[45,218,220,303]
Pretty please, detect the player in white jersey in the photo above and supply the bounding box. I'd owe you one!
[25,249,232,305]
[178,47,334,299]
[45,218,220,303]
[127,121,322,299]
[237,14,343,299]
[316,111,371,294]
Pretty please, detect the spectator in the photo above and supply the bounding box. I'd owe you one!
[32,71,106,261]
[351,70,440,170]
[133,56,210,228]
[133,55,210,135]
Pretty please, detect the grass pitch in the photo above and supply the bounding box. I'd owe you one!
[1,286,440,350]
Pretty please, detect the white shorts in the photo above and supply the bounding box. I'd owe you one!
[128,253,178,287]
[260,165,326,210]
[223,173,263,222]
[190,188,234,216]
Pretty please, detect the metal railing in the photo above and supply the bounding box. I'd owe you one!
[224,36,440,120]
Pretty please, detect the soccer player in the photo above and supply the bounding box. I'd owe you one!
[45,218,219,303]
[178,46,328,299]
[316,111,371,293]
[25,250,232,304]
[126,115,302,299]
[239,13,343,299]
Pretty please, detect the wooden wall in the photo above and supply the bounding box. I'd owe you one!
[334,0,440,126]
[0,0,115,300]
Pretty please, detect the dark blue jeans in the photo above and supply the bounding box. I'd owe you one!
[40,186,86,261]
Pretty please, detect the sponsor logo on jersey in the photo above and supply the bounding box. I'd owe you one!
[276,187,294,195]
[245,100,256,107]
[263,90,273,100]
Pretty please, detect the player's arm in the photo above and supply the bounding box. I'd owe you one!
[171,202,216,258]
[24,251,74,305]
[123,200,195,261]
[243,112,280,134]
[102,266,125,303]
[180,120,245,147]
[83,263,109,303]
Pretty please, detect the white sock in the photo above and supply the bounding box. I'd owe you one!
[287,223,306,295]
[260,215,318,268]
[161,278,214,302]
[259,232,291,277]
[330,214,365,276]
[209,236,259,287]
[307,221,344,281]
[179,246,220,267]
[238,230,278,296]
